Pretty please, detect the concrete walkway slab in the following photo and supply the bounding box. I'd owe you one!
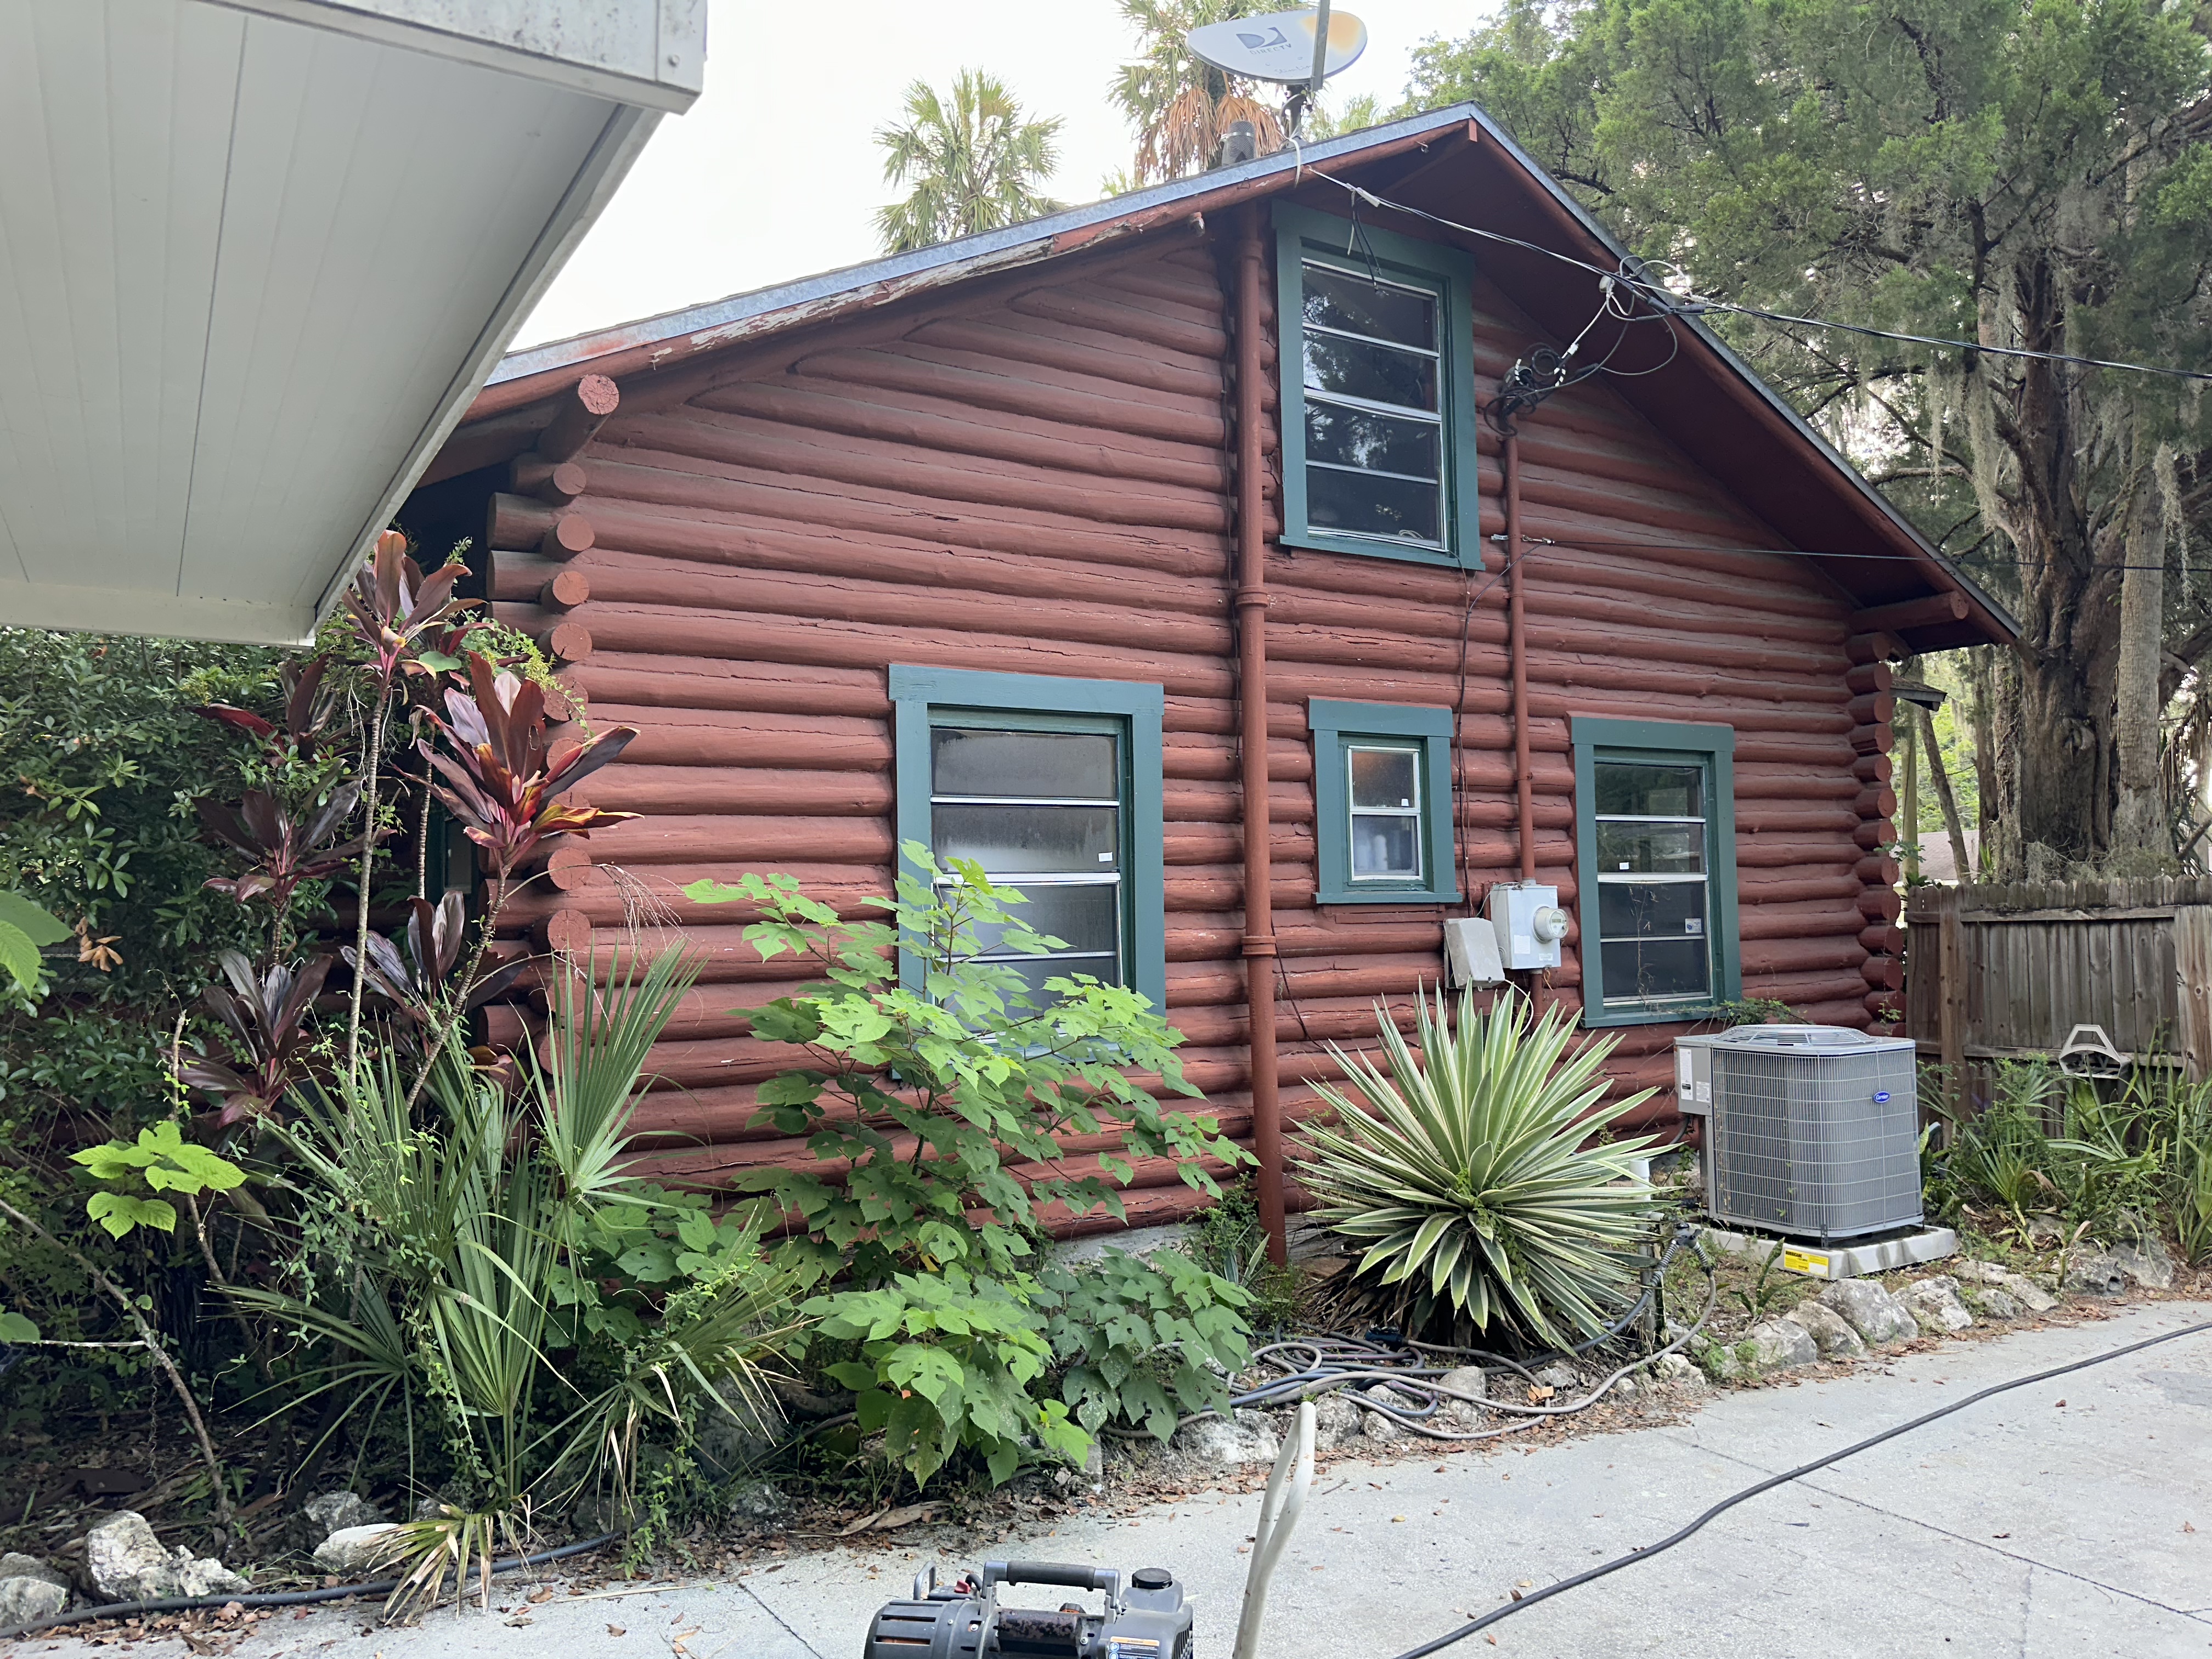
[19,1302,2209,1659]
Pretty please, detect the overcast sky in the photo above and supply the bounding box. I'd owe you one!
[516,0,1495,348]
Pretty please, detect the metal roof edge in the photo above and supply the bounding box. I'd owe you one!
[488,104,1479,386]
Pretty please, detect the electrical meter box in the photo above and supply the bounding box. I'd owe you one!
[1488,882,1568,970]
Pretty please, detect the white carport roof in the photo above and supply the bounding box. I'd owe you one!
[0,0,705,645]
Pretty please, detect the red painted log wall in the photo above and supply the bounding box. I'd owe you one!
[464,215,1887,1232]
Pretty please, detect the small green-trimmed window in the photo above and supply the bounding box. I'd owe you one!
[1571,716,1741,1026]
[1308,699,1461,905]
[1274,203,1482,568]
[889,665,1166,1009]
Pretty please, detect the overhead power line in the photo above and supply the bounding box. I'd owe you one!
[1315,173,2212,386]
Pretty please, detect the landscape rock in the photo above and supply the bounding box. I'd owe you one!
[1967,1286,2024,1321]
[1171,1408,1280,1467]
[2063,1250,2130,1297]
[311,1524,402,1576]
[1531,1362,1579,1390]
[1703,1318,1819,1383]
[1358,1385,1413,1443]
[1651,1353,1706,1386]
[2113,1237,2177,1292]
[1310,1394,1364,1452]
[1901,1276,1976,1334]
[84,1511,246,1602]
[300,1491,385,1542]
[0,1555,66,1590]
[1817,1278,1919,1346]
[0,1575,68,1628]
[1784,1298,1867,1361]
[727,1480,789,1525]
[696,1408,781,1479]
[1436,1366,1488,1427]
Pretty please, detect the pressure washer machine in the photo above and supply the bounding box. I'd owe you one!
[861,1559,1193,1659]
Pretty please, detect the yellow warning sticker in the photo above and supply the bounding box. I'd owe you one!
[1782,1248,1830,1277]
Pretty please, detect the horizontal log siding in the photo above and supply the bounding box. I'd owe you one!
[483,224,1875,1229]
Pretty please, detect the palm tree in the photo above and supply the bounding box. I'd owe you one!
[874,70,1065,255]
[1110,0,1291,186]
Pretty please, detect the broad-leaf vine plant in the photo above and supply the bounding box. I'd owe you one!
[686,847,1251,1485]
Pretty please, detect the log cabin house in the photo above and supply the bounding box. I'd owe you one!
[400,104,2016,1244]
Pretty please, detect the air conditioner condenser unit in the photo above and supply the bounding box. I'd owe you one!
[1674,1025,1922,1244]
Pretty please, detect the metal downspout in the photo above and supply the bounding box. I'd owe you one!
[1234,206,1286,1265]
[1504,428,1537,882]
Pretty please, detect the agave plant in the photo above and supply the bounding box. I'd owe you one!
[1297,989,1660,1346]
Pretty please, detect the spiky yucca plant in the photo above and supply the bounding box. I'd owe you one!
[1299,989,1660,1346]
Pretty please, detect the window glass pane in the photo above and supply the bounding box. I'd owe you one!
[1599,879,1708,941]
[1307,466,1442,545]
[1302,264,1437,349]
[934,803,1118,872]
[1595,820,1706,874]
[1350,746,1419,810]
[965,881,1121,956]
[1594,762,1703,819]
[933,727,1116,799]
[1303,333,1438,413]
[1306,403,1441,479]
[1601,937,1711,1002]
[1351,815,1421,880]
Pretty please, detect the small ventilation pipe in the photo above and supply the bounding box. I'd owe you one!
[1233,204,1287,1266]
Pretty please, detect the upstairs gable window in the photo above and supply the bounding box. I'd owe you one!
[1274,204,1481,569]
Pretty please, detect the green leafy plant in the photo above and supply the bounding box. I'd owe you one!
[1298,988,1660,1346]
[1184,1180,1301,1330]
[808,1268,1080,1486]
[691,851,1240,1287]
[1034,1248,1253,1441]
[70,1120,246,1238]
[687,852,1249,1485]
[0,890,67,996]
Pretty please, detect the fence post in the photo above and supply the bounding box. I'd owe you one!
[1938,900,1966,1116]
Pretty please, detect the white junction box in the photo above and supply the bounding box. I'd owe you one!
[1488,882,1568,970]
[1443,917,1506,988]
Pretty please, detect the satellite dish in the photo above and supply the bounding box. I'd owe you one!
[1188,6,1368,86]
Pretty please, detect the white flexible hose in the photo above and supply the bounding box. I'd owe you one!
[1232,1399,1315,1659]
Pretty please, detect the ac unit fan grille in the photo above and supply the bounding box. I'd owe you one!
[1708,1046,1920,1242]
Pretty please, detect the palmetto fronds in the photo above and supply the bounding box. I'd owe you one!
[1298,989,1660,1346]
[874,69,1065,254]
[1111,0,1289,185]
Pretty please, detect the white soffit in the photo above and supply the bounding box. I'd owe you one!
[0,0,705,646]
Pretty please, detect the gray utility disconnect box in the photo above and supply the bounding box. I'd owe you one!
[1675,1025,1922,1244]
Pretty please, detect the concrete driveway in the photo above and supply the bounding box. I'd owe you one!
[29,1300,2211,1659]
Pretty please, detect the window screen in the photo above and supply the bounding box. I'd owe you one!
[929,722,1125,995]
[1592,759,1712,1006]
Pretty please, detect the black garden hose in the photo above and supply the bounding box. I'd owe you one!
[0,1530,621,1642]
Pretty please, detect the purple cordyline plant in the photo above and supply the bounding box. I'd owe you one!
[338,531,469,1071]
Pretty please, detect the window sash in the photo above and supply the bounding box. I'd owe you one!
[1276,206,1477,568]
[1570,724,1740,1024]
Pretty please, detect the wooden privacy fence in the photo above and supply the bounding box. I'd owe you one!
[1905,877,2212,1091]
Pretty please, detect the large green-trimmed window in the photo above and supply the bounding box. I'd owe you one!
[1571,716,1740,1026]
[1307,699,1460,905]
[889,665,1165,1009]
[1274,203,1482,568]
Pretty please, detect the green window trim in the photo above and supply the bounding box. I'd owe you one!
[1571,715,1741,1028]
[889,664,1166,1010]
[1273,202,1483,569]
[1307,699,1462,906]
